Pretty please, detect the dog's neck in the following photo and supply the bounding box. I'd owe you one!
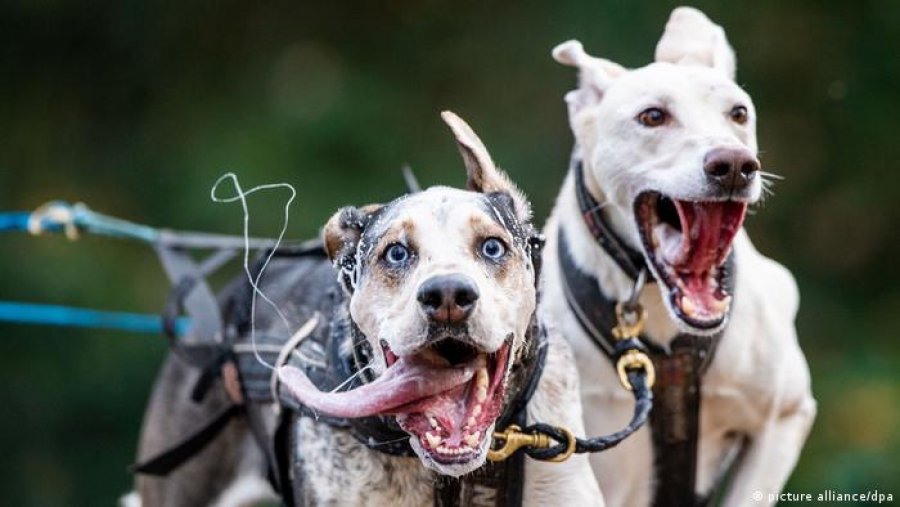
[554,159,681,344]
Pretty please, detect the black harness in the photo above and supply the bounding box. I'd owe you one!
[562,161,736,506]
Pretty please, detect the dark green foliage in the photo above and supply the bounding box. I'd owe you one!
[0,1,897,504]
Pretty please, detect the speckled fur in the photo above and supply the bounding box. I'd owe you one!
[132,112,603,506]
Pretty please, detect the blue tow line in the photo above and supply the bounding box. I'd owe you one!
[0,211,31,232]
[0,202,227,338]
[0,301,191,336]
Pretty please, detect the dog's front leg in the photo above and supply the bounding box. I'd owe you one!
[720,354,816,506]
[523,331,605,507]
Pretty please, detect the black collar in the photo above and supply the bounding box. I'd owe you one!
[573,160,649,281]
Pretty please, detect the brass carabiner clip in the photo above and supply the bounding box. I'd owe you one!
[487,424,576,463]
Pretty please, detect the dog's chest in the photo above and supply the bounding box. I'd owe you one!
[295,418,434,506]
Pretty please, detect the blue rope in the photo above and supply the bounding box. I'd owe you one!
[0,203,160,242]
[0,301,191,337]
[0,212,31,232]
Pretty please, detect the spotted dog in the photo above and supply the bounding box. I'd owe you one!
[540,8,816,507]
[132,112,601,506]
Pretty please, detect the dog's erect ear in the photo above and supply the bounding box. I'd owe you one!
[440,111,532,221]
[323,204,382,261]
[552,40,626,116]
[654,7,736,80]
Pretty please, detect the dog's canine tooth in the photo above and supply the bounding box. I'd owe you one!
[711,295,731,313]
[426,431,442,448]
[475,365,489,402]
[476,366,489,388]
[464,431,480,447]
[681,296,696,316]
[428,416,439,429]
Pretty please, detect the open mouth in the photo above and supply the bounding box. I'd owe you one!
[634,191,747,330]
[391,338,510,464]
[277,335,512,468]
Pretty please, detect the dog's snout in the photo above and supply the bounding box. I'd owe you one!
[703,147,760,192]
[417,274,479,324]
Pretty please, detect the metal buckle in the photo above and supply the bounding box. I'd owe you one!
[487,424,576,463]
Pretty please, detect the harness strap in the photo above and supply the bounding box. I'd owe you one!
[649,338,706,506]
[558,224,727,506]
[130,404,243,476]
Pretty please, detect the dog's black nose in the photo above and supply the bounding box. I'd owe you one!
[703,147,760,192]
[417,274,479,324]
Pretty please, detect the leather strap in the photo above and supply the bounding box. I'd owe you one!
[130,404,243,476]
[573,162,649,281]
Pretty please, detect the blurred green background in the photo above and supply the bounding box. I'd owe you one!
[1,1,897,505]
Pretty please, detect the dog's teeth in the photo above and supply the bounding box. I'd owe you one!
[681,296,696,317]
[428,416,439,429]
[425,432,442,448]
[475,368,488,402]
[464,431,480,448]
[467,416,477,428]
[472,405,482,417]
[711,295,732,313]
[476,367,488,388]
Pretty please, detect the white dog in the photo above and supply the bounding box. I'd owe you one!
[540,7,816,506]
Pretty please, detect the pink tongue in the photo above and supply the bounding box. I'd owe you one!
[677,201,746,271]
[277,358,476,419]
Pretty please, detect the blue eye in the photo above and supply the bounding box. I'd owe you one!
[481,238,507,260]
[384,243,410,265]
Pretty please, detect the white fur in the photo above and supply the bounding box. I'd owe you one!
[302,113,603,503]
[543,7,815,506]
[118,491,141,507]
[212,473,278,507]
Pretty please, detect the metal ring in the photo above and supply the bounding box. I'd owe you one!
[546,426,577,463]
[627,268,647,307]
[616,349,656,390]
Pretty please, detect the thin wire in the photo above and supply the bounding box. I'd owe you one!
[211,173,296,371]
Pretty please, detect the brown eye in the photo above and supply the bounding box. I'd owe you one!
[729,105,749,124]
[637,107,668,127]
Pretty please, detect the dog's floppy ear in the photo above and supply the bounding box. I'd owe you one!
[552,39,626,115]
[440,110,532,221]
[323,204,383,292]
[323,204,382,261]
[654,7,736,80]
[553,40,626,89]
